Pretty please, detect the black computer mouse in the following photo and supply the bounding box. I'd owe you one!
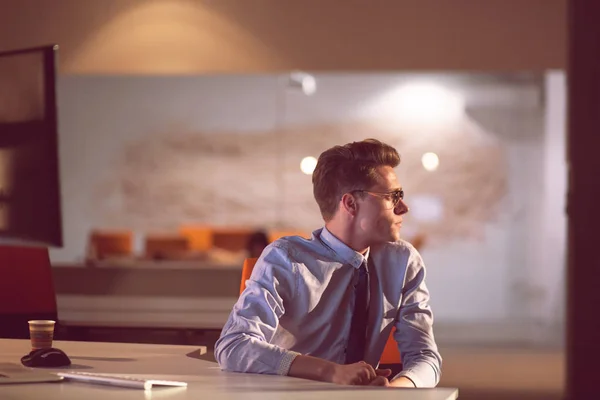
[21,347,72,368]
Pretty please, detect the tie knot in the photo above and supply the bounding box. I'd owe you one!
[354,262,368,287]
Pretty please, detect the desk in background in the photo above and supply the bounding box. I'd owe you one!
[0,339,458,399]
[52,262,241,330]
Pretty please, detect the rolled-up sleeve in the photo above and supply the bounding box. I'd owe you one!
[214,243,300,375]
[392,246,442,388]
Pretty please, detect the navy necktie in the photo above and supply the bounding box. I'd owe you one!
[345,262,369,364]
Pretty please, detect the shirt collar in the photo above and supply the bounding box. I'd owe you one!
[319,227,369,269]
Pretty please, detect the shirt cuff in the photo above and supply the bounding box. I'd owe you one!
[277,351,301,376]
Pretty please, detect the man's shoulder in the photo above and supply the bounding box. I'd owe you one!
[372,239,424,272]
[377,238,419,257]
[372,240,425,285]
[270,234,314,252]
[262,233,320,262]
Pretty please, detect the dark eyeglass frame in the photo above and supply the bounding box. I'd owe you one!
[351,189,405,209]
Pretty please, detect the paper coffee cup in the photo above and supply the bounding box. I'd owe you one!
[28,320,56,350]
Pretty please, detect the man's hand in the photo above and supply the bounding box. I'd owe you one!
[288,355,392,386]
[324,361,375,385]
[368,368,392,386]
[325,361,392,386]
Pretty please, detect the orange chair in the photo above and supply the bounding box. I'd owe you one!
[239,258,402,369]
[0,245,58,339]
[267,230,310,243]
[213,228,256,253]
[179,225,213,252]
[88,230,133,260]
[379,327,401,364]
[144,235,190,260]
[239,257,258,294]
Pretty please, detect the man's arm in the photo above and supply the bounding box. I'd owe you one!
[389,376,417,387]
[214,243,300,375]
[391,244,442,388]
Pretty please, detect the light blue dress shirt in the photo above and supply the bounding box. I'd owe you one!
[215,227,442,387]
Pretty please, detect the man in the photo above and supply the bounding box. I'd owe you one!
[215,139,441,387]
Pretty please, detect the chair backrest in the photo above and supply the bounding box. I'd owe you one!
[179,225,213,251]
[89,230,133,259]
[239,257,258,294]
[379,327,401,364]
[144,235,189,260]
[267,230,310,243]
[0,245,58,338]
[214,229,256,253]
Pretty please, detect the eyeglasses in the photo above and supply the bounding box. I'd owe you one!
[352,189,405,209]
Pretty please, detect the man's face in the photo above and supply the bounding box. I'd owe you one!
[354,165,409,245]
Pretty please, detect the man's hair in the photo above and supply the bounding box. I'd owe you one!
[312,138,400,221]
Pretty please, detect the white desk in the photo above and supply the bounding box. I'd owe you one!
[0,339,458,399]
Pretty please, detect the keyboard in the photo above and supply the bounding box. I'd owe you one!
[56,371,188,390]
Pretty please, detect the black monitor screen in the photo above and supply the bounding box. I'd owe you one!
[0,45,62,247]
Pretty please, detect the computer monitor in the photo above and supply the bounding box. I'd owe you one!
[0,45,62,247]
